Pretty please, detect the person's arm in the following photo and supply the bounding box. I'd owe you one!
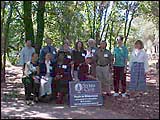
[33,47,36,53]
[86,75,97,80]
[129,51,133,72]
[36,66,40,75]
[19,48,25,66]
[24,62,31,76]
[93,50,98,64]
[39,48,44,63]
[52,47,57,63]
[124,47,129,72]
[109,52,113,71]
[113,48,116,65]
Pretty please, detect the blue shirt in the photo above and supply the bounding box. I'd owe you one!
[39,45,57,63]
[19,46,35,65]
[113,45,128,67]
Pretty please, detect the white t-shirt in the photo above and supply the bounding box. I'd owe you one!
[129,49,148,72]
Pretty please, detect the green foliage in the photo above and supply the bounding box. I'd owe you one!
[138,1,159,29]
[2,1,159,65]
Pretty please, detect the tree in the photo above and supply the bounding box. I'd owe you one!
[23,1,34,45]
[1,1,14,83]
[35,1,46,54]
[138,1,159,30]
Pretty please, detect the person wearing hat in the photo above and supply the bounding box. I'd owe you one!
[39,38,57,63]
[54,50,72,104]
[94,40,113,96]
[113,36,128,97]
[78,54,97,81]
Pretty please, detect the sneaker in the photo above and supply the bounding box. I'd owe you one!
[30,101,35,106]
[26,100,30,105]
[34,97,39,103]
[113,93,119,97]
[122,93,127,97]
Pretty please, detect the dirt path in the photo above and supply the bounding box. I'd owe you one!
[1,65,159,119]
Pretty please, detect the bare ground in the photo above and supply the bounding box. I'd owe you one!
[1,64,159,119]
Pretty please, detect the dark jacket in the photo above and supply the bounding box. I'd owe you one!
[78,63,92,81]
[39,61,55,77]
[72,49,87,70]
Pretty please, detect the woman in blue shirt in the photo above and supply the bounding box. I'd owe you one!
[113,36,128,97]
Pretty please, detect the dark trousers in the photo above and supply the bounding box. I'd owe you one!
[113,66,126,93]
[22,76,40,100]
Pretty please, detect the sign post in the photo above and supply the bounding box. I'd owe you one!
[69,80,103,107]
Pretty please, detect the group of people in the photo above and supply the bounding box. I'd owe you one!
[20,36,148,105]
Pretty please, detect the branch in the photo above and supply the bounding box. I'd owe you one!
[109,20,114,51]
[15,6,24,20]
[93,1,96,39]
[85,1,93,38]
[100,2,110,41]
[125,10,136,45]
[104,24,110,41]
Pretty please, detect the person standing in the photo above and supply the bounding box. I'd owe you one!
[59,40,72,54]
[86,38,98,78]
[23,53,40,105]
[94,40,113,96]
[113,36,128,97]
[72,41,87,81]
[20,39,35,74]
[129,40,148,96]
[39,38,57,63]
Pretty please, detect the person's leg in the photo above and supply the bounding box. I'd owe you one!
[73,70,79,81]
[120,67,126,94]
[96,66,104,92]
[33,76,40,102]
[39,77,47,97]
[57,80,64,104]
[91,62,97,77]
[113,66,120,94]
[137,63,146,91]
[24,83,30,101]
[27,82,33,104]
[103,66,111,94]
[129,63,139,97]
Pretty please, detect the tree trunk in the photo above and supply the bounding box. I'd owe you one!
[35,1,46,54]
[96,1,104,40]
[23,1,34,45]
[93,1,96,39]
[1,1,5,83]
[85,1,93,38]
[1,1,14,83]
[5,1,14,57]
[124,10,136,45]
[109,21,114,51]
[124,9,129,44]
[104,24,110,41]
[100,2,110,41]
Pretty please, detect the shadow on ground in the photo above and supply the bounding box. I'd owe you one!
[1,65,159,119]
